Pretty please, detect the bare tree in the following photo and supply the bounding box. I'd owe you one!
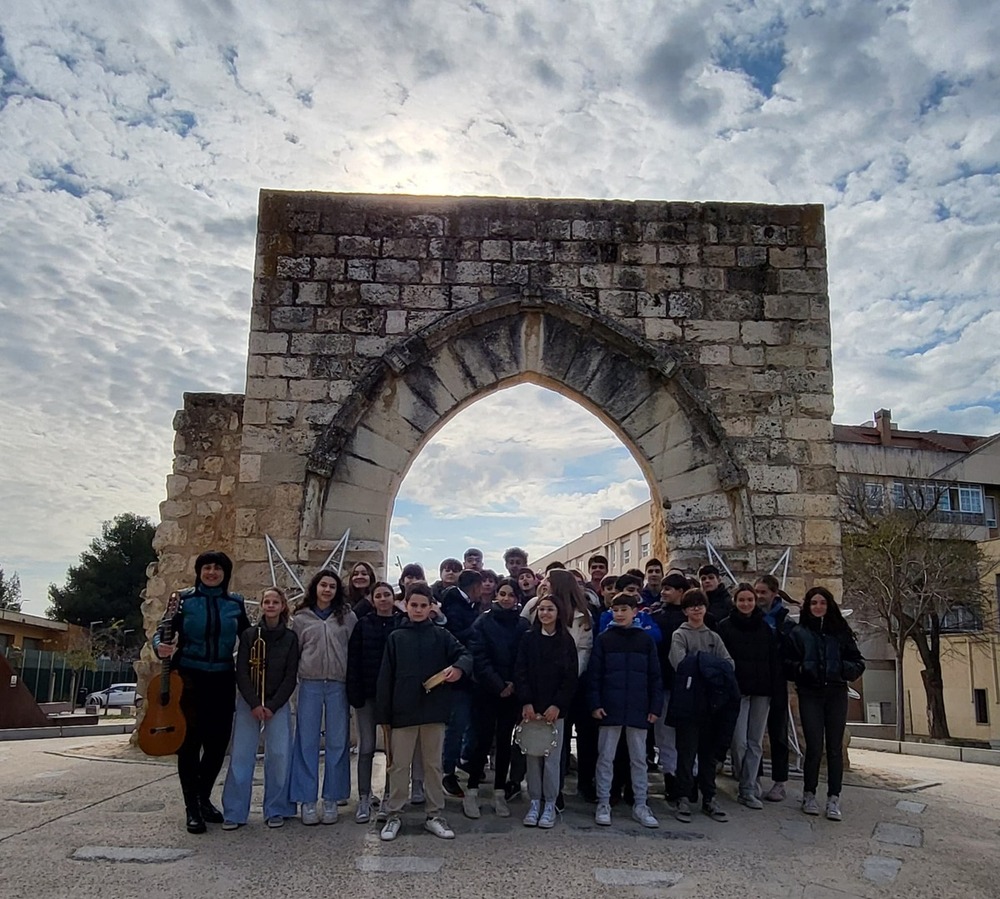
[841,476,991,740]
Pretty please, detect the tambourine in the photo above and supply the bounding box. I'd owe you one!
[514,719,558,758]
[422,668,449,693]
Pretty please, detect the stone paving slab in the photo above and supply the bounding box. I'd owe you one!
[593,868,683,886]
[862,855,903,885]
[873,821,923,847]
[895,799,926,814]
[355,856,443,873]
[71,846,193,863]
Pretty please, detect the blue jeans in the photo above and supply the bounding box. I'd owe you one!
[222,697,295,823]
[289,680,351,803]
[442,688,473,776]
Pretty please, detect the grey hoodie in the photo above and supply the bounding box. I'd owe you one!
[668,621,733,672]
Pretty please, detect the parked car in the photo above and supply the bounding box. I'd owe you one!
[86,683,142,708]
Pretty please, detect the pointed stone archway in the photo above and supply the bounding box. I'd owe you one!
[304,289,751,574]
[144,191,843,653]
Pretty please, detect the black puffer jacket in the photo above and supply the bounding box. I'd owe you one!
[705,583,733,623]
[717,607,777,697]
[514,626,579,717]
[347,611,404,708]
[469,603,530,696]
[651,603,686,690]
[785,619,865,688]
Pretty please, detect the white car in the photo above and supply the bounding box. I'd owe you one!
[86,683,142,708]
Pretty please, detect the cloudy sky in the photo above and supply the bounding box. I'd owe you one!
[1,1,997,615]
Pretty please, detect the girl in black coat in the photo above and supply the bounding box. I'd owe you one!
[346,581,409,822]
[717,584,777,809]
[513,595,578,830]
[463,578,530,819]
[785,586,865,822]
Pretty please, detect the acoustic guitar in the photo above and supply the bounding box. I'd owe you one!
[138,592,187,756]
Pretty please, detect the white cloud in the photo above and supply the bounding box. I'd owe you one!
[1,1,998,613]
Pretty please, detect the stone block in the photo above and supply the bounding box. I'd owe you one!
[636,292,668,318]
[702,245,735,266]
[755,518,803,545]
[356,336,393,358]
[579,264,614,288]
[276,256,311,278]
[789,321,832,347]
[480,239,511,261]
[862,857,902,886]
[235,508,256,538]
[873,822,923,848]
[644,319,683,342]
[682,266,724,290]
[239,454,261,483]
[646,266,681,291]
[572,220,612,240]
[290,333,353,355]
[785,418,834,441]
[731,345,765,366]
[248,333,289,355]
[342,307,385,334]
[741,321,787,345]
[779,268,826,294]
[768,246,805,268]
[748,464,798,493]
[260,453,307,484]
[618,243,656,264]
[386,310,407,334]
[188,478,218,497]
[159,499,193,519]
[288,379,329,402]
[266,401,298,425]
[338,235,377,256]
[246,378,288,400]
[805,519,841,546]
[445,261,493,284]
[451,286,481,308]
[266,356,311,378]
[311,259,344,282]
[375,259,421,283]
[764,294,811,320]
[658,244,699,265]
[598,290,637,317]
[381,238,427,259]
[684,320,739,342]
[613,266,646,289]
[347,259,374,280]
[667,291,704,318]
[513,240,555,262]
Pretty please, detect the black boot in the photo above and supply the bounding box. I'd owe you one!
[199,796,224,824]
[185,803,206,834]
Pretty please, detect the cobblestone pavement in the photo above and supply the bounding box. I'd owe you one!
[1,737,997,899]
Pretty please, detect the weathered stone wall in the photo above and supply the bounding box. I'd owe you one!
[144,192,842,651]
[137,393,244,690]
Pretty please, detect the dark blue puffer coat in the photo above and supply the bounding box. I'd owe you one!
[587,624,663,729]
[469,603,530,696]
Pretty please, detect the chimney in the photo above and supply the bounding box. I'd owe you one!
[874,408,892,446]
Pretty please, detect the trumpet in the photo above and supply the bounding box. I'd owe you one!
[248,626,266,708]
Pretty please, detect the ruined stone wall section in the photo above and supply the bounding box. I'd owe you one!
[234,192,840,600]
[137,393,245,692]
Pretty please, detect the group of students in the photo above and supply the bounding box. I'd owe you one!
[153,546,865,840]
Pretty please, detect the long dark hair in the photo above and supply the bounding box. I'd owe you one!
[530,593,567,635]
[546,569,590,630]
[299,569,347,624]
[800,586,852,635]
[345,561,376,605]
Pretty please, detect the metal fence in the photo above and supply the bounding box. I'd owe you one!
[2,646,137,704]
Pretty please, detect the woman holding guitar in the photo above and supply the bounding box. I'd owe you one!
[153,550,249,834]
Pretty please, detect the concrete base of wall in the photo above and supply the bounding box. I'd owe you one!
[853,736,1000,767]
[0,722,135,742]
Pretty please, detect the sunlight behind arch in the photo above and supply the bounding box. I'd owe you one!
[387,383,651,578]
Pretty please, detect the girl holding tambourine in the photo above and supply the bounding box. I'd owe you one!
[513,594,578,830]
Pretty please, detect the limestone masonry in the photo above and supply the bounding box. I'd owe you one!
[140,192,840,681]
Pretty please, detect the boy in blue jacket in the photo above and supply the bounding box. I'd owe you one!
[589,593,663,828]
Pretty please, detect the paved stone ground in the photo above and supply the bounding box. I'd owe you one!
[1,737,998,899]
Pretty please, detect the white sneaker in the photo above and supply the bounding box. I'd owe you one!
[493,788,510,818]
[424,816,455,839]
[802,792,820,816]
[632,804,659,828]
[321,799,338,824]
[380,816,401,841]
[523,799,540,827]
[537,801,557,829]
[739,793,764,810]
[266,816,284,828]
[595,802,612,826]
[826,795,842,821]
[462,787,481,819]
[221,821,241,831]
[300,802,319,826]
[355,795,372,823]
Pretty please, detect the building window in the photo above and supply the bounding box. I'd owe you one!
[957,484,984,514]
[864,483,886,511]
[985,496,997,529]
[939,604,983,633]
[621,543,631,566]
[639,531,651,559]
[974,689,989,725]
[608,544,616,565]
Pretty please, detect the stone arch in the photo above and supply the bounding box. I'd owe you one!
[302,289,754,574]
